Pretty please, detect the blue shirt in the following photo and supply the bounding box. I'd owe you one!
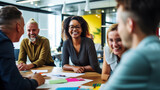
[0,30,38,90]
[100,36,160,90]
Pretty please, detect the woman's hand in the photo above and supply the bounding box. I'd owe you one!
[72,66,85,73]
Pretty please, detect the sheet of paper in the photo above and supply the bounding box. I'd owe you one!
[31,70,48,73]
[37,79,93,90]
[44,72,84,79]
[52,72,84,78]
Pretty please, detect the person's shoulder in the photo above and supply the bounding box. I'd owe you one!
[0,34,13,55]
[104,45,112,56]
[82,37,94,44]
[0,32,12,47]
[0,37,12,46]
[136,44,160,62]
[38,36,50,44]
[83,37,93,41]
[104,45,110,51]
[21,38,29,43]
[121,49,150,67]
[63,39,70,45]
[122,49,142,59]
[104,45,117,64]
[22,38,29,41]
[39,35,48,41]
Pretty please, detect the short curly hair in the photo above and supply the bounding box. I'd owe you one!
[62,16,89,39]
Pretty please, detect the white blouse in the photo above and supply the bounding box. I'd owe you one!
[104,46,118,71]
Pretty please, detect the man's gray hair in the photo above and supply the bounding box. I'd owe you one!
[0,5,22,29]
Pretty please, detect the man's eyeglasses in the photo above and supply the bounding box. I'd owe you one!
[69,25,81,30]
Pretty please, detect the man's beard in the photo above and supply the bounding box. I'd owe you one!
[29,35,37,42]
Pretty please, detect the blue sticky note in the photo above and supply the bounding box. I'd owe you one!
[21,70,28,73]
[56,87,79,90]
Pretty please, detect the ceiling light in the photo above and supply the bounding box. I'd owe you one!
[35,3,38,6]
[62,1,66,14]
[101,10,104,13]
[85,0,90,11]
[16,0,40,4]
[30,1,33,4]
[77,4,81,16]
[112,8,116,12]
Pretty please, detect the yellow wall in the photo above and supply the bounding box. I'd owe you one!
[82,14,101,44]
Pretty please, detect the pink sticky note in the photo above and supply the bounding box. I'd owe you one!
[66,78,85,82]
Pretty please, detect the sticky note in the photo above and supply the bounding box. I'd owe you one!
[56,87,79,90]
[66,78,85,82]
[93,87,100,90]
[49,79,67,84]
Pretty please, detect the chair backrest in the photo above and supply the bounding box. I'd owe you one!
[14,49,19,61]
[96,50,103,63]
[95,43,102,51]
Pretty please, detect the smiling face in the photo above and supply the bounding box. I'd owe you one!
[108,30,125,56]
[68,20,82,39]
[26,23,39,42]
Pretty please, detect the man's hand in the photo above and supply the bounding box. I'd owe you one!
[72,66,85,73]
[31,73,45,86]
[17,63,27,71]
[17,63,34,71]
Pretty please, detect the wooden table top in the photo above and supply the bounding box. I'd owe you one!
[20,66,107,89]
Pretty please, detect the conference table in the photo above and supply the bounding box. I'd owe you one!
[20,66,107,90]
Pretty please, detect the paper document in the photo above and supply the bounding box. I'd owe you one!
[52,72,84,78]
[31,70,48,73]
[37,79,93,90]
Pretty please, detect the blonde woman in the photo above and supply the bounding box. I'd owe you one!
[101,24,126,80]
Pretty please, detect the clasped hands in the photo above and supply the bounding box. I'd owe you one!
[72,66,85,73]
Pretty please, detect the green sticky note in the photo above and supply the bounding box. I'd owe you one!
[49,79,67,84]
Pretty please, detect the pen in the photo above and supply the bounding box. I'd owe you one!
[53,75,66,77]
[39,73,47,77]
[34,72,37,74]
[56,87,79,90]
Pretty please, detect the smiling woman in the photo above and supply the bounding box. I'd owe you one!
[62,16,102,74]
[101,24,126,80]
